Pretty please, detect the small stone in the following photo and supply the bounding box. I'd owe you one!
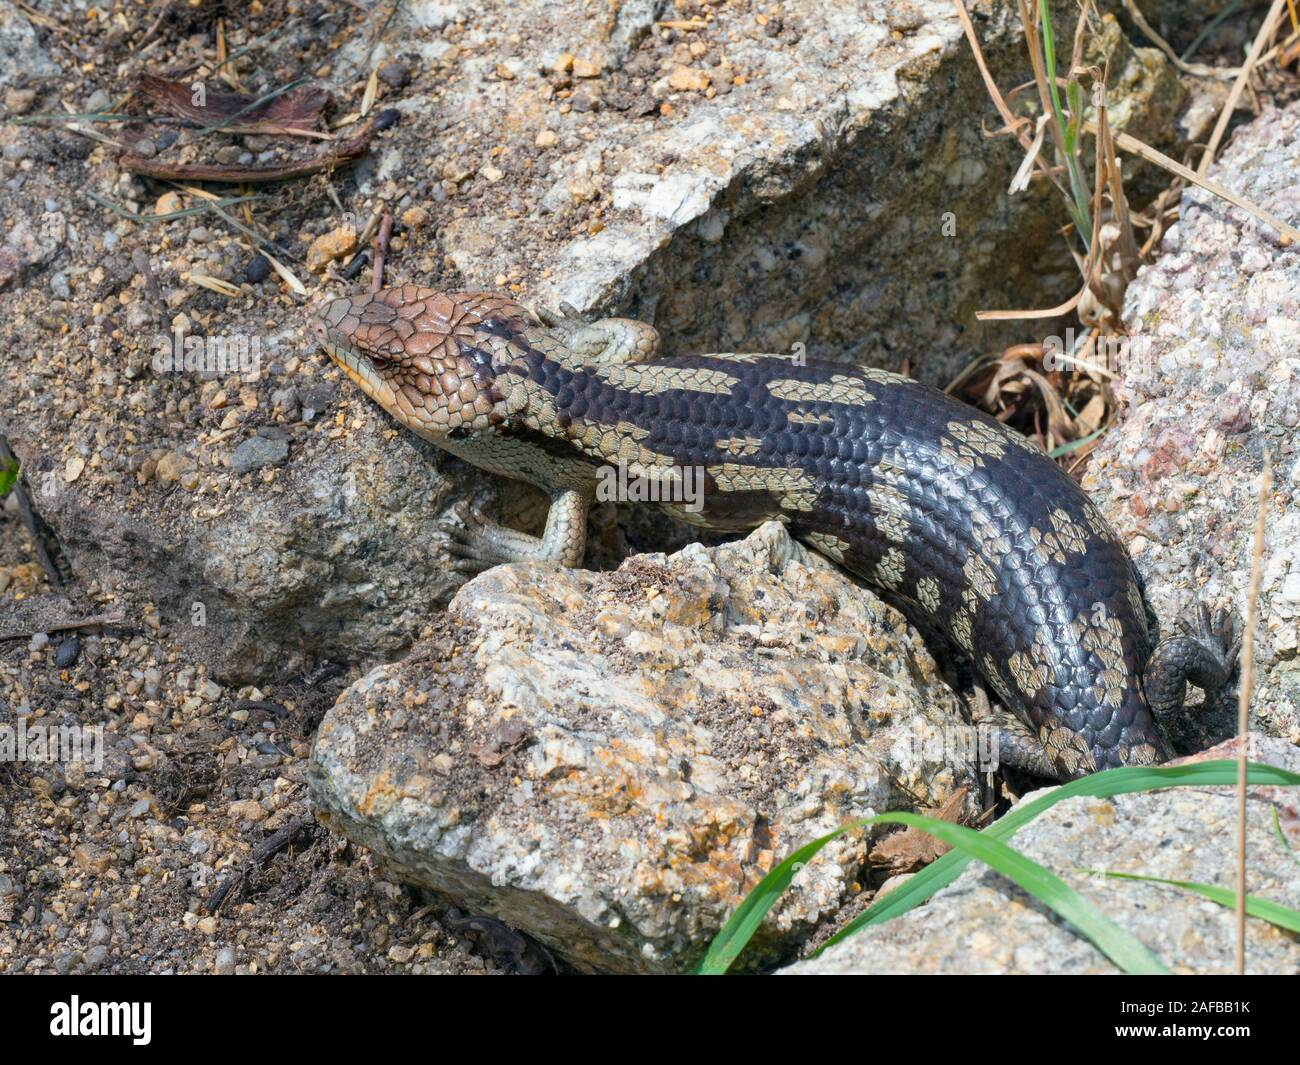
[3,88,38,115]
[306,226,357,273]
[73,845,110,875]
[214,946,237,975]
[668,67,711,92]
[567,176,598,203]
[54,637,81,668]
[534,129,558,149]
[154,191,183,216]
[246,255,271,283]
[63,456,85,483]
[229,436,289,474]
[300,383,336,421]
[378,60,411,89]
[401,206,429,230]
[1282,573,1300,605]
[155,451,194,483]
[481,164,503,183]
[572,58,601,78]
[227,799,267,823]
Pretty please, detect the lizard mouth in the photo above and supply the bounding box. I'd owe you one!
[311,317,399,411]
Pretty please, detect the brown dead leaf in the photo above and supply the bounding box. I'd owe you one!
[869,787,969,874]
[135,73,332,136]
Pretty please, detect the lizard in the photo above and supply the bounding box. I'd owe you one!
[309,285,1240,780]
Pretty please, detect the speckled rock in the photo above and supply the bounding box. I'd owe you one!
[1082,101,1300,752]
[386,0,1192,387]
[783,734,1300,974]
[0,3,61,90]
[309,523,978,973]
[26,414,478,683]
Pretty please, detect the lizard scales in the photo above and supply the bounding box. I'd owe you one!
[311,286,1237,780]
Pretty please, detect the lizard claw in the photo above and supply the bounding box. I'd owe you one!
[534,302,588,329]
[1177,601,1240,680]
[438,501,499,573]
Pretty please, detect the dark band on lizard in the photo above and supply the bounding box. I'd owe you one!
[309,286,1239,780]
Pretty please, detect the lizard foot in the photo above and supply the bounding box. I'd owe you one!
[534,302,587,329]
[439,501,513,574]
[986,722,1060,779]
[1144,600,1240,719]
[1185,601,1241,681]
[534,302,660,364]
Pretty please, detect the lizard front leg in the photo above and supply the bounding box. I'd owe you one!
[535,303,661,364]
[441,486,591,574]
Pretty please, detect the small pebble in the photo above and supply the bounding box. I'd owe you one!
[54,637,81,668]
[246,255,271,283]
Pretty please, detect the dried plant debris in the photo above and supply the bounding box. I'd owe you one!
[118,72,391,184]
[869,788,972,875]
[951,0,1300,472]
[133,73,333,137]
[947,340,1114,464]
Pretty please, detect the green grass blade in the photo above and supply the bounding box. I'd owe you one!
[693,818,873,975]
[1182,0,1244,61]
[86,191,260,223]
[699,761,1299,973]
[1272,805,1300,868]
[1065,80,1082,155]
[1048,426,1106,458]
[0,456,17,501]
[883,814,1167,973]
[1085,869,1300,934]
[1037,0,1092,245]
[816,761,1300,955]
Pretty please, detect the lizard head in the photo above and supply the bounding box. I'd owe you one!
[310,287,533,440]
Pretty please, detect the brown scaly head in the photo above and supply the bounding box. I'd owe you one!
[309,286,532,441]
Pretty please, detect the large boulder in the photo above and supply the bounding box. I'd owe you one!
[309,523,978,973]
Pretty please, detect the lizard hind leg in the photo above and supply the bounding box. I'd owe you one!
[966,687,1062,780]
[1143,601,1241,719]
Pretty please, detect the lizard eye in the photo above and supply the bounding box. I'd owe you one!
[367,353,392,371]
